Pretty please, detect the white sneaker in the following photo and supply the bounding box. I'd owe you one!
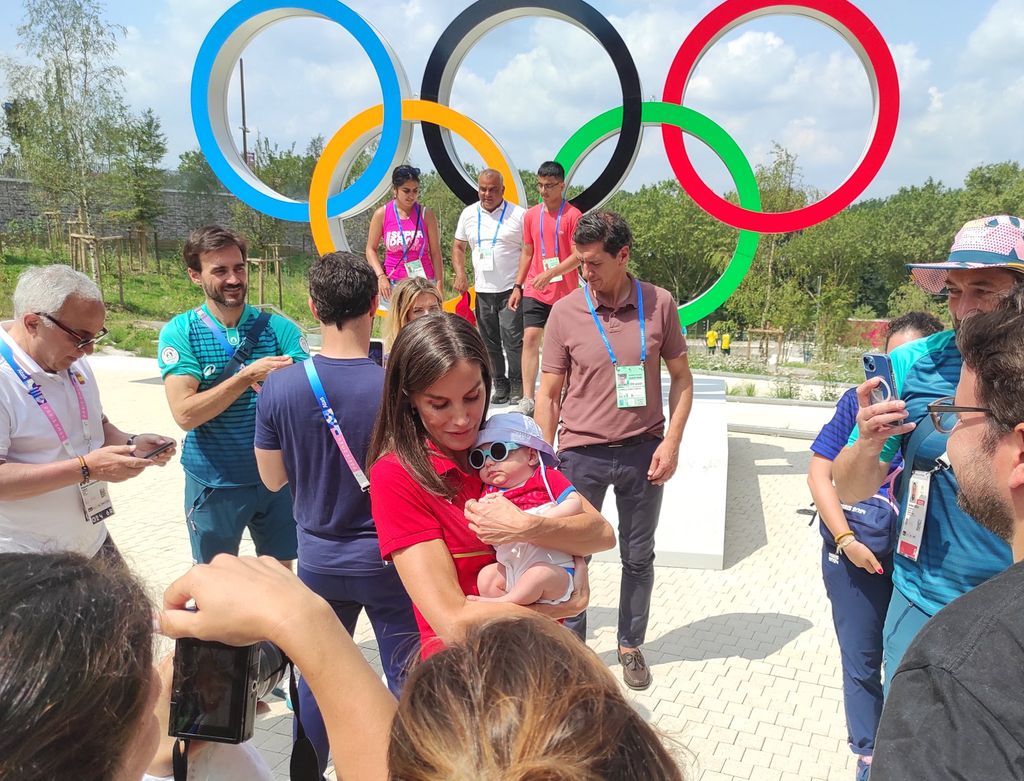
[517,397,535,417]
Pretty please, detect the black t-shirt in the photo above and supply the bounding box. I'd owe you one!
[873,559,1024,779]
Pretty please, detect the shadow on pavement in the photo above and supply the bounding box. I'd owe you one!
[723,435,812,569]
[592,610,813,666]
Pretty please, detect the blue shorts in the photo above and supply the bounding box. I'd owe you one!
[184,474,298,563]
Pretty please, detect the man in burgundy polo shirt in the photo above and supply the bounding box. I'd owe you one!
[536,210,694,690]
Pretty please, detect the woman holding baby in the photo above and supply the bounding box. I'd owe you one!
[367,313,614,655]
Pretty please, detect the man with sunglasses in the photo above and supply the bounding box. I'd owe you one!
[872,288,1024,779]
[833,216,1024,689]
[0,265,176,558]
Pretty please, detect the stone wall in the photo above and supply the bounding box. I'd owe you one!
[0,177,344,255]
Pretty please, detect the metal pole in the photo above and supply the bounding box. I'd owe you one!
[239,58,249,167]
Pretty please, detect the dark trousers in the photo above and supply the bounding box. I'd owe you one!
[821,542,893,756]
[475,289,523,389]
[559,437,663,648]
[294,564,420,778]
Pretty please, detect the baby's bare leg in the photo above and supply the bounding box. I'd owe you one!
[471,563,570,605]
[476,562,508,598]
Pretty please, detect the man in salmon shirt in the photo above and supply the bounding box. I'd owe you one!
[509,161,582,417]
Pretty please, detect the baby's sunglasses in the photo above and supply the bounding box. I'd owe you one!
[468,441,521,470]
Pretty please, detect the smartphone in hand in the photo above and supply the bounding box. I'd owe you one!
[863,353,896,405]
[140,440,175,459]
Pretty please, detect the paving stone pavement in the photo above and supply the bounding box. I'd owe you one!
[91,355,855,781]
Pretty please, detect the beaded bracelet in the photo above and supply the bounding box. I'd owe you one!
[77,455,90,485]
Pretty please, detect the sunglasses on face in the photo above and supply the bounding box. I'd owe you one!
[468,441,521,470]
[38,313,109,349]
[926,395,992,434]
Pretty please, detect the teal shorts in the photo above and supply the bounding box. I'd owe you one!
[184,474,298,563]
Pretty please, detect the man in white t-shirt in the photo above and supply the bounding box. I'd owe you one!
[0,265,176,557]
[453,168,527,405]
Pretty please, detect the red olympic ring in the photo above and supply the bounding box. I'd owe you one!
[661,0,899,234]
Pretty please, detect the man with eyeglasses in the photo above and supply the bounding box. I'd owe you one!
[833,216,1024,689]
[871,288,1024,779]
[509,161,583,416]
[0,265,176,558]
[453,169,526,406]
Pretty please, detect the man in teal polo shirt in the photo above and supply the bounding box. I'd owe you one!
[834,215,1024,686]
[158,225,308,564]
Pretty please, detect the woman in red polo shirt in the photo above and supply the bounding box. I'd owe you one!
[367,314,614,653]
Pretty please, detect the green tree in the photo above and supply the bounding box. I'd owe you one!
[106,108,167,232]
[2,0,127,231]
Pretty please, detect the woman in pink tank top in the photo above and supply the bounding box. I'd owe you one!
[366,165,443,302]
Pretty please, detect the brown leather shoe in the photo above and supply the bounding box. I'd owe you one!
[617,647,652,690]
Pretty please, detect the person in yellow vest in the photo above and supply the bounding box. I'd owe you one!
[706,328,718,354]
[721,332,732,356]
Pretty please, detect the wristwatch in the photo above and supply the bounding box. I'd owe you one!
[513,283,524,291]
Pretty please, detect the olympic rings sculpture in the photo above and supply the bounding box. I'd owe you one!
[191,0,899,325]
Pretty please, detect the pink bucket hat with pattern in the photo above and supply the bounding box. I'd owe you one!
[908,215,1024,294]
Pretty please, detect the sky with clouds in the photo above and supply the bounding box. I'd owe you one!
[2,0,1023,204]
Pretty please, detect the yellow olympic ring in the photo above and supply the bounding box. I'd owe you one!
[309,99,525,257]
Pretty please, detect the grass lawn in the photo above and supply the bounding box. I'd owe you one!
[1,246,319,358]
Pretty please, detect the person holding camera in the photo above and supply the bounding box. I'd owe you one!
[254,251,419,776]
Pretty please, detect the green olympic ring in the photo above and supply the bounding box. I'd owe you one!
[555,101,761,328]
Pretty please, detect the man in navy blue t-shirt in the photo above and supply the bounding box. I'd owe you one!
[254,251,417,777]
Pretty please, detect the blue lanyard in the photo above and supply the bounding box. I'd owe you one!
[477,201,508,248]
[583,279,645,366]
[392,201,425,265]
[195,307,237,357]
[304,359,370,490]
[539,199,566,258]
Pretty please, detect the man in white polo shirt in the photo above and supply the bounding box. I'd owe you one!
[0,265,176,557]
[453,168,527,405]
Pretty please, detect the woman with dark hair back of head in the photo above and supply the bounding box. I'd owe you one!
[0,551,157,781]
[365,165,444,303]
[383,276,443,355]
[806,311,945,781]
[365,313,614,655]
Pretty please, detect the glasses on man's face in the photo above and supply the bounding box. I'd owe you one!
[38,313,109,350]
[927,395,992,434]
[468,441,521,470]
[537,182,562,191]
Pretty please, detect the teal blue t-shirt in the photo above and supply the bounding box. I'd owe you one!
[848,330,1012,615]
[158,304,308,487]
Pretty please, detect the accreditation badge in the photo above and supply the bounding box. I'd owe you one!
[615,364,647,408]
[473,246,495,272]
[541,256,563,282]
[79,480,114,524]
[404,259,427,279]
[896,471,931,561]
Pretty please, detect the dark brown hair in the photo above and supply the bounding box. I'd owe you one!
[573,210,633,256]
[368,313,491,499]
[884,311,944,349]
[388,614,685,780]
[182,224,248,272]
[0,552,154,781]
[957,284,1024,442]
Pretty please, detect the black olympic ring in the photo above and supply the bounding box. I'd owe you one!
[419,0,644,212]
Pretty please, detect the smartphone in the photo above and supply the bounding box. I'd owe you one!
[140,440,174,459]
[369,338,384,367]
[863,353,896,405]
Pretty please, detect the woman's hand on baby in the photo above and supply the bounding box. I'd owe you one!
[465,493,542,545]
[532,556,590,621]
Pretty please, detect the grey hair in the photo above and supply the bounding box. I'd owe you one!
[478,168,504,186]
[12,265,103,317]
